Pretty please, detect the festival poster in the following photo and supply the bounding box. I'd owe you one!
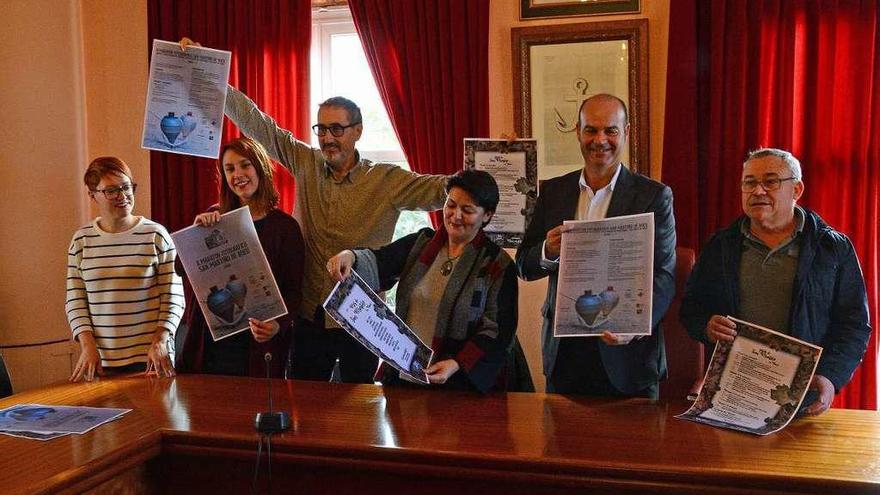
[324,271,433,384]
[677,317,822,435]
[0,404,130,435]
[554,213,654,337]
[463,138,538,247]
[142,39,230,158]
[172,206,287,341]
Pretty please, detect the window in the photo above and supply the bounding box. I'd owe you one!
[311,8,403,163]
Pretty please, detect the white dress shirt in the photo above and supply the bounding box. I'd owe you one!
[541,164,622,264]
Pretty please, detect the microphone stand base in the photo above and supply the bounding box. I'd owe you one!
[255,412,290,434]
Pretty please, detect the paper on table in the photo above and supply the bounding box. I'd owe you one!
[0,429,71,441]
[0,404,130,435]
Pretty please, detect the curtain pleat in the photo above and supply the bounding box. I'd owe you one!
[663,0,878,410]
[349,0,490,226]
[147,0,310,233]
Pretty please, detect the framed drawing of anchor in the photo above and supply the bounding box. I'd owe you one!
[512,19,649,181]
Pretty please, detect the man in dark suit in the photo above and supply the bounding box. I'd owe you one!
[516,94,676,398]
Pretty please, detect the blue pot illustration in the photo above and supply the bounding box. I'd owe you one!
[4,406,56,421]
[181,111,198,138]
[206,285,235,323]
[227,274,248,308]
[575,290,602,325]
[599,286,619,316]
[160,112,184,144]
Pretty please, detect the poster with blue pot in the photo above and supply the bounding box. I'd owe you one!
[141,39,230,159]
[172,206,287,341]
[554,213,654,337]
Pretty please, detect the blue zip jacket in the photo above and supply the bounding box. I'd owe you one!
[680,209,871,392]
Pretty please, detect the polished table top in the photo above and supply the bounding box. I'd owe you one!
[1,375,878,494]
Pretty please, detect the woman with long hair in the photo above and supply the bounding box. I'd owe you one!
[177,137,303,377]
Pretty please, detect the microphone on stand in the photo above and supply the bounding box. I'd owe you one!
[255,353,290,434]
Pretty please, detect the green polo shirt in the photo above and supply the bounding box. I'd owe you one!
[737,207,806,333]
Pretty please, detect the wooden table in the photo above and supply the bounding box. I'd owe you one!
[0,375,877,494]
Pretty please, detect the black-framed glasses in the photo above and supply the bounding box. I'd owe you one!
[741,176,797,193]
[311,122,360,137]
[93,183,137,199]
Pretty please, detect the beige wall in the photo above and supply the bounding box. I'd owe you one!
[0,0,148,392]
[82,0,150,214]
[489,0,670,389]
[0,0,89,390]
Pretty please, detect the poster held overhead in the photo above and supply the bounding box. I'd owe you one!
[142,39,231,159]
[463,138,538,248]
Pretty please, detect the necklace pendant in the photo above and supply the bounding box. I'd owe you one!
[440,259,454,276]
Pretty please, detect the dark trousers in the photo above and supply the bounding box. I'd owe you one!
[291,312,379,384]
[547,337,657,399]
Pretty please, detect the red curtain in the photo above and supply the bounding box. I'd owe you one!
[663,0,879,410]
[148,0,311,232]
[349,0,490,225]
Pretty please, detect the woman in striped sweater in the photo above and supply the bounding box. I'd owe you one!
[66,157,185,382]
[176,137,304,378]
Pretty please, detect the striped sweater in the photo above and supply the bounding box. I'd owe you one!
[66,217,185,367]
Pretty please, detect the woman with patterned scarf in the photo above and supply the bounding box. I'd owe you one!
[327,170,530,393]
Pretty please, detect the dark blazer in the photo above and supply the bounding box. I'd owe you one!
[680,209,871,392]
[516,165,677,394]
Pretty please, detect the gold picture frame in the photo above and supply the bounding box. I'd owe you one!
[521,0,641,20]
[512,19,649,179]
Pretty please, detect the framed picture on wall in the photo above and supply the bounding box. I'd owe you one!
[520,0,641,20]
[512,19,649,180]
[463,138,538,248]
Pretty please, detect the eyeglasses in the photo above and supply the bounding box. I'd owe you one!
[741,176,797,193]
[311,122,360,137]
[93,183,137,199]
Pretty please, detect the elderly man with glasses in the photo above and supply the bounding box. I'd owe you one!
[680,148,871,416]
[223,87,447,384]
